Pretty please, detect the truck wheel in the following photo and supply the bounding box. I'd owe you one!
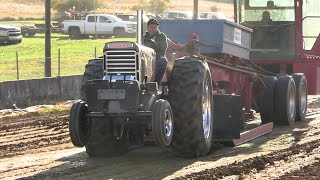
[292,74,307,121]
[152,99,174,147]
[69,101,91,147]
[69,28,81,39]
[27,32,36,37]
[169,57,214,157]
[81,59,104,100]
[114,28,125,38]
[275,76,296,125]
[85,119,129,157]
[260,76,277,124]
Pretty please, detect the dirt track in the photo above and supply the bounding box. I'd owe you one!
[0,96,319,180]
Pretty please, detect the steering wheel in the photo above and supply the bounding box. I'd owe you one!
[143,38,158,52]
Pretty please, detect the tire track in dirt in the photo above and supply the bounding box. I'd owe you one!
[173,96,320,179]
[174,138,320,180]
[0,113,71,158]
[0,96,318,179]
[276,161,320,180]
[0,128,68,143]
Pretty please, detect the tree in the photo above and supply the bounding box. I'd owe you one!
[149,0,170,15]
[52,0,104,15]
[131,0,170,15]
[131,0,150,11]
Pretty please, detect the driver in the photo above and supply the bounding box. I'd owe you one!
[144,19,168,83]
[261,11,273,24]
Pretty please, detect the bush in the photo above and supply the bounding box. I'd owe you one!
[1,17,16,21]
[149,0,170,14]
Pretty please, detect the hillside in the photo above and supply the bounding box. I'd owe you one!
[0,0,234,20]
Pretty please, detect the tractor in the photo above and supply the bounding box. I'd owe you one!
[69,0,319,158]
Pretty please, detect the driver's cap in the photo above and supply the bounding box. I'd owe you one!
[147,19,159,26]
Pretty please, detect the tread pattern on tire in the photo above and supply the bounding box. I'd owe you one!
[169,57,213,157]
[260,76,278,124]
[81,59,104,100]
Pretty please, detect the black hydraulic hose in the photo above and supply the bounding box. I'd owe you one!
[199,55,268,76]
[242,58,277,76]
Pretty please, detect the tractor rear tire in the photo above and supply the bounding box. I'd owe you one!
[260,76,278,124]
[85,119,129,157]
[292,74,307,121]
[169,57,214,157]
[69,101,91,147]
[81,59,104,100]
[275,76,296,125]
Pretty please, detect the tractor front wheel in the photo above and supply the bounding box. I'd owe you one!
[152,99,174,147]
[69,101,91,147]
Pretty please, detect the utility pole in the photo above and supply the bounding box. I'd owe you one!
[94,0,97,39]
[45,0,51,77]
[193,0,199,20]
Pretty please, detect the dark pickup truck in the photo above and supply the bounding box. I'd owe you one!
[0,25,23,45]
[21,23,63,37]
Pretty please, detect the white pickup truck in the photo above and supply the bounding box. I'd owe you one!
[62,14,136,39]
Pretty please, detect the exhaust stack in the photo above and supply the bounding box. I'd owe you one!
[137,10,144,45]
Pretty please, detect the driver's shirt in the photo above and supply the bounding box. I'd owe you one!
[144,31,168,58]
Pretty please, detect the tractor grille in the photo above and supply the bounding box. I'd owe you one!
[104,50,138,79]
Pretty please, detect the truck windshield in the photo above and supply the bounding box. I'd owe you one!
[238,0,295,22]
[107,15,123,22]
[236,0,297,60]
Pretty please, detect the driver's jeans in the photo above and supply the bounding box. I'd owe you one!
[155,56,167,83]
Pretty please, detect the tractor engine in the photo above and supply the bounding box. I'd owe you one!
[103,41,156,83]
[82,41,158,114]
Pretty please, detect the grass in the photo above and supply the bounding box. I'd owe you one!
[0,33,135,81]
[0,103,72,120]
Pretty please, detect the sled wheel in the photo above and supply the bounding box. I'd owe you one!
[260,76,277,124]
[292,74,307,121]
[275,76,296,125]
